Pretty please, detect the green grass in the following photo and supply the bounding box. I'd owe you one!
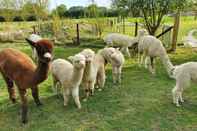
[1,39,197,130]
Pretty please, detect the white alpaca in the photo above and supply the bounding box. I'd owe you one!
[0,32,14,42]
[172,62,197,107]
[79,48,109,100]
[138,35,174,77]
[102,47,125,84]
[51,54,86,109]
[103,29,147,57]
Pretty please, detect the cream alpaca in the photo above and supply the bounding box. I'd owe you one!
[79,49,106,100]
[102,47,125,84]
[138,35,174,77]
[172,62,197,106]
[104,29,147,57]
[51,54,86,109]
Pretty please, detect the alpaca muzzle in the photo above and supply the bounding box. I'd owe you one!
[44,52,52,59]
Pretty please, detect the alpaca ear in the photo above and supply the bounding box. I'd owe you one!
[25,38,37,47]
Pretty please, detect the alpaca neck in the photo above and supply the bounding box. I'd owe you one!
[160,53,174,77]
[84,62,92,77]
[99,50,108,65]
[71,67,84,86]
[33,60,50,84]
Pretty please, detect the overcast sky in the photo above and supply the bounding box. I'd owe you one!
[49,0,112,10]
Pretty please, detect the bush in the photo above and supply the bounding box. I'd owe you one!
[0,16,5,22]
[26,15,37,21]
[13,16,23,22]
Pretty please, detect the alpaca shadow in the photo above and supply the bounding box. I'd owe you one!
[180,100,197,113]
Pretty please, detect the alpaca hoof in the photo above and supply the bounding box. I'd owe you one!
[22,118,28,124]
[83,98,87,102]
[98,88,102,91]
[95,86,99,89]
[77,105,82,109]
[176,104,181,107]
[180,100,184,103]
[11,98,17,103]
[36,102,43,106]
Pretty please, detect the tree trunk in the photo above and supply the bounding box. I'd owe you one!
[171,10,180,52]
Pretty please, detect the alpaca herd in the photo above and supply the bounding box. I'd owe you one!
[0,29,196,124]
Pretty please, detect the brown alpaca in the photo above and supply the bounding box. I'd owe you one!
[0,39,53,124]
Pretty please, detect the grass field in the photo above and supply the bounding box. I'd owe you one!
[1,39,197,130]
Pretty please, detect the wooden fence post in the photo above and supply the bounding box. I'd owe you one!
[123,16,125,34]
[171,10,180,51]
[134,22,138,36]
[33,26,36,34]
[76,23,80,45]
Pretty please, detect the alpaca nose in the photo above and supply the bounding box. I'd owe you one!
[44,52,52,60]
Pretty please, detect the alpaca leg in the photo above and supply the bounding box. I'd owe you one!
[90,81,96,94]
[117,67,122,83]
[31,87,42,106]
[179,89,184,103]
[82,82,90,101]
[72,86,81,109]
[19,89,28,124]
[140,53,146,67]
[98,68,106,91]
[112,66,117,84]
[179,92,184,103]
[137,53,141,66]
[52,75,57,93]
[62,87,70,106]
[2,75,16,103]
[125,47,131,57]
[172,86,180,107]
[150,57,155,74]
[144,56,149,69]
[98,76,106,91]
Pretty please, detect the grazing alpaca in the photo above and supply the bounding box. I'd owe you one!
[51,54,86,109]
[102,47,125,84]
[103,33,136,57]
[138,35,174,77]
[171,62,197,106]
[0,39,53,123]
[103,29,147,57]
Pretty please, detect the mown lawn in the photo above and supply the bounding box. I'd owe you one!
[0,39,197,131]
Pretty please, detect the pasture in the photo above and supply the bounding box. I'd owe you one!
[0,16,197,130]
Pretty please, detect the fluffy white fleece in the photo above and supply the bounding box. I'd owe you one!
[79,48,106,100]
[103,29,147,57]
[51,54,86,109]
[172,62,197,106]
[138,35,174,77]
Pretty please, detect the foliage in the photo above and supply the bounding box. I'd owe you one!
[0,16,5,22]
[51,4,67,18]
[13,16,23,22]
[112,0,189,35]
[67,6,85,18]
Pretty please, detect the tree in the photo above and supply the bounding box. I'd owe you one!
[0,0,16,21]
[112,0,187,35]
[52,4,67,18]
[68,6,85,18]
